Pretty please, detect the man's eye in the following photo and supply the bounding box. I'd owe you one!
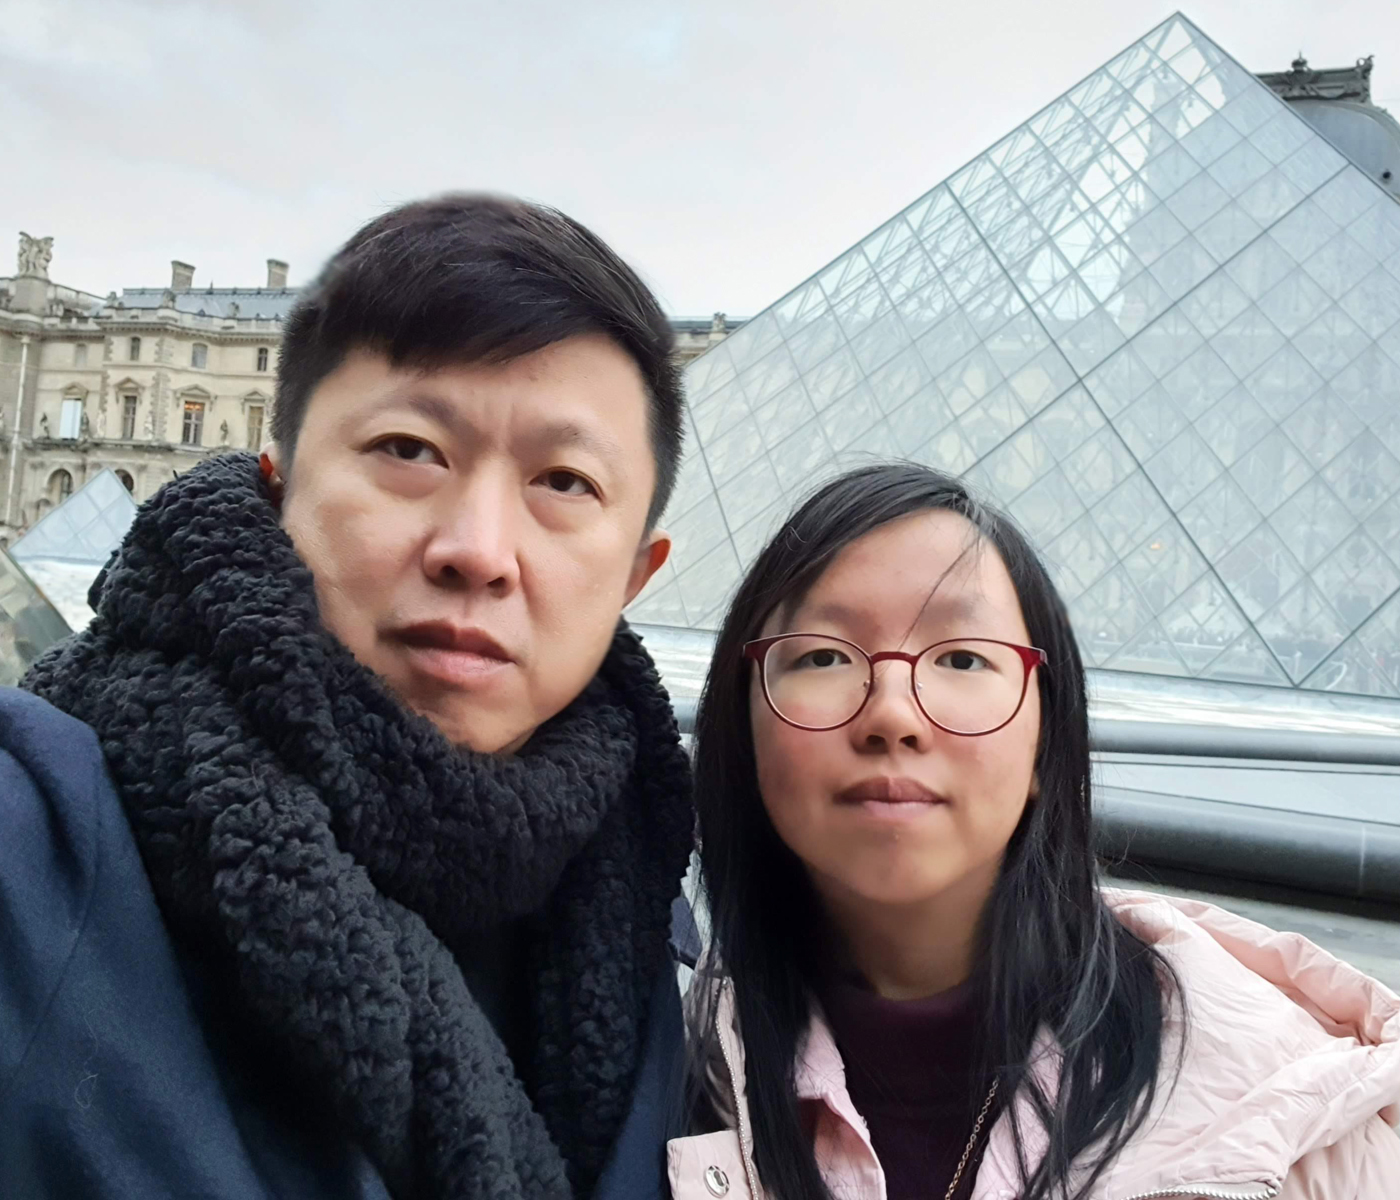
[375,436,441,464]
[539,470,597,497]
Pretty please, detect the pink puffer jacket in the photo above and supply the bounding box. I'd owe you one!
[669,889,1400,1200]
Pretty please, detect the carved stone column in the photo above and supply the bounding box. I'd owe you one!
[153,333,170,442]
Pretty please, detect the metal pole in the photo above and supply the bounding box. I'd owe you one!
[4,334,31,528]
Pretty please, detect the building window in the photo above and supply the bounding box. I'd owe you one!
[191,343,208,370]
[115,470,135,493]
[121,394,139,439]
[49,469,73,504]
[74,343,88,368]
[182,400,205,446]
[129,336,141,362]
[256,346,269,372]
[59,398,84,440]
[246,404,265,450]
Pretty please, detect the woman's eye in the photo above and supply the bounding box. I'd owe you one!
[539,470,597,497]
[936,649,988,671]
[375,436,441,465]
[795,649,850,669]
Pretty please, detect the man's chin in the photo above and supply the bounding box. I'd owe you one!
[378,664,533,753]
[415,702,536,755]
[388,665,580,755]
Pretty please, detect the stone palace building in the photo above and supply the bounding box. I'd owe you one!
[0,246,738,543]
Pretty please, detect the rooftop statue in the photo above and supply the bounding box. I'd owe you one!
[17,233,53,279]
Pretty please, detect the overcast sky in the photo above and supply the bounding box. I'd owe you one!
[3,0,1397,316]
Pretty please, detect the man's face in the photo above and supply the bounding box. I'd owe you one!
[268,335,670,753]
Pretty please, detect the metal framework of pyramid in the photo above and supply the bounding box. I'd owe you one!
[630,13,1400,701]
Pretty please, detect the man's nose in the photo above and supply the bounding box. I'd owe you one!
[421,472,522,594]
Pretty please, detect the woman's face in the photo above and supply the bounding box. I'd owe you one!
[750,510,1041,918]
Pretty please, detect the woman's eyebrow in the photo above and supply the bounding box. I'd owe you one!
[916,593,985,623]
[798,593,986,631]
[796,600,866,628]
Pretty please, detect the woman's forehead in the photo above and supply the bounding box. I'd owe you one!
[781,511,1026,636]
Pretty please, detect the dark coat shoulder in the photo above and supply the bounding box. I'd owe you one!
[0,687,390,1199]
[0,688,688,1199]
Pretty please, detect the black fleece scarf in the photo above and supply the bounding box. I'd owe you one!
[25,453,694,1200]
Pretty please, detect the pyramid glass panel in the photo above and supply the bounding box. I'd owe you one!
[9,468,140,632]
[10,468,138,566]
[629,15,1400,707]
[0,549,71,687]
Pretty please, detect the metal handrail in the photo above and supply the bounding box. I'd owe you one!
[671,697,1400,767]
[1091,719,1400,766]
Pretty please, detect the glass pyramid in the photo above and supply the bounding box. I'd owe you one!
[10,468,138,565]
[0,549,71,687]
[9,468,138,632]
[631,13,1400,702]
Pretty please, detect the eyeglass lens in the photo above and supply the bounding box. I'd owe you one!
[761,635,1030,733]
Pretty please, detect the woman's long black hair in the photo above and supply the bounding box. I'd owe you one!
[691,462,1180,1200]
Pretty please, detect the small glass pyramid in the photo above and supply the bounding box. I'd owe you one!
[631,14,1400,701]
[0,549,71,687]
[10,468,138,565]
[9,468,138,632]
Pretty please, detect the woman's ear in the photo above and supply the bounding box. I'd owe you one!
[1029,769,1041,801]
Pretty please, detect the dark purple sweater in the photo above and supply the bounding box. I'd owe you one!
[815,974,994,1200]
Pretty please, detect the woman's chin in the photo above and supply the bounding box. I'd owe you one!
[823,866,963,911]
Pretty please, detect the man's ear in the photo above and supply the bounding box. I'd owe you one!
[624,530,671,607]
[261,445,286,506]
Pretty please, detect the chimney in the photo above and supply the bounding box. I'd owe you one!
[170,260,195,291]
[266,259,289,289]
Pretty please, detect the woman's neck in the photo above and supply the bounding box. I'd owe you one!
[816,862,998,1000]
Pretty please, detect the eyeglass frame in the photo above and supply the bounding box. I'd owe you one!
[742,633,1048,736]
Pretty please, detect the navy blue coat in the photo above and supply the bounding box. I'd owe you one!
[0,688,688,1199]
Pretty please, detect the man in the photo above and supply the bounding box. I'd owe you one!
[0,195,695,1199]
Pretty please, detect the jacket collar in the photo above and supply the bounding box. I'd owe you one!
[706,888,1400,1200]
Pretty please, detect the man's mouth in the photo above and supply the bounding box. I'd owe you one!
[393,622,514,686]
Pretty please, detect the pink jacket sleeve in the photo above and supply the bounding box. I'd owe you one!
[1279,1117,1400,1199]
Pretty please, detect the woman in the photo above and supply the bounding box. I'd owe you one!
[670,463,1400,1200]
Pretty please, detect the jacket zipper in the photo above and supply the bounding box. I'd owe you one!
[717,980,761,1198]
[1115,1183,1280,1200]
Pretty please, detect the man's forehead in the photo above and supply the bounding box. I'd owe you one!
[337,346,647,441]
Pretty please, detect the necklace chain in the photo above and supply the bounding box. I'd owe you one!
[942,1077,999,1200]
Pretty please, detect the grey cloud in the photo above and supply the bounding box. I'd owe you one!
[1,0,1395,313]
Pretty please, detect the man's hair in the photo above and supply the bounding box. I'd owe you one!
[272,193,684,527]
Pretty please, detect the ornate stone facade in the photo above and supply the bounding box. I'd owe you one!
[0,251,739,543]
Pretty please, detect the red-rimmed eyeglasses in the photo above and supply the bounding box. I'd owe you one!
[743,634,1047,735]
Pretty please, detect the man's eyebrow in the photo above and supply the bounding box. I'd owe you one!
[369,391,470,438]
[519,420,626,464]
[364,397,624,464]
